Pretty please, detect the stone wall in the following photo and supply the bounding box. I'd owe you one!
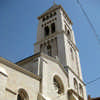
[0,59,40,100]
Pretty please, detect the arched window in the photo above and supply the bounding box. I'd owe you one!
[47,45,52,56]
[44,26,49,37]
[51,23,55,33]
[74,78,78,92]
[53,75,64,95]
[17,89,29,100]
[79,84,83,96]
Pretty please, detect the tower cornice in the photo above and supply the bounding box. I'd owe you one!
[37,5,73,25]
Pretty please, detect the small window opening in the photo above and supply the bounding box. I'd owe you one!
[68,30,70,35]
[54,12,57,16]
[43,17,45,22]
[44,26,49,37]
[51,23,55,33]
[67,30,71,40]
[46,15,49,20]
[50,13,53,18]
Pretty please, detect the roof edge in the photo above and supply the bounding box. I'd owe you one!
[0,57,41,81]
[16,53,40,65]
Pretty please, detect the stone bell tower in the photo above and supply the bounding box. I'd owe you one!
[34,4,83,80]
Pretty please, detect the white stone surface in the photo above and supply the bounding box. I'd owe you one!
[0,4,87,100]
[0,63,40,100]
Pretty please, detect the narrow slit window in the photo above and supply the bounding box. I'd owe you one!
[44,26,49,37]
[67,30,71,40]
[51,23,55,33]
[43,17,45,22]
[50,13,53,18]
[54,12,57,16]
[74,78,78,92]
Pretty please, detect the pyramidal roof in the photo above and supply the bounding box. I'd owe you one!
[47,3,58,12]
[38,4,73,25]
[38,4,58,19]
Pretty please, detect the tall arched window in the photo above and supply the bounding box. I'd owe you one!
[44,26,49,37]
[74,78,78,93]
[51,23,55,33]
[53,75,64,95]
[47,45,52,56]
[17,89,29,100]
[79,84,83,96]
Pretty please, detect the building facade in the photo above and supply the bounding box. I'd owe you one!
[0,4,87,100]
[88,95,100,100]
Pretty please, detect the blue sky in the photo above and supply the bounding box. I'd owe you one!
[0,0,100,98]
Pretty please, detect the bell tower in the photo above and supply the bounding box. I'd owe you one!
[34,4,83,79]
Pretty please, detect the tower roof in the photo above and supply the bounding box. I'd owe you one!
[38,4,73,25]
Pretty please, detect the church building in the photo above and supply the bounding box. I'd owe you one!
[0,4,87,100]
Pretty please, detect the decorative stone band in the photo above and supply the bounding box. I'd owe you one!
[67,39,79,52]
[34,31,79,52]
[0,66,8,77]
[68,89,84,100]
[6,88,17,95]
[0,71,8,77]
[34,31,58,45]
